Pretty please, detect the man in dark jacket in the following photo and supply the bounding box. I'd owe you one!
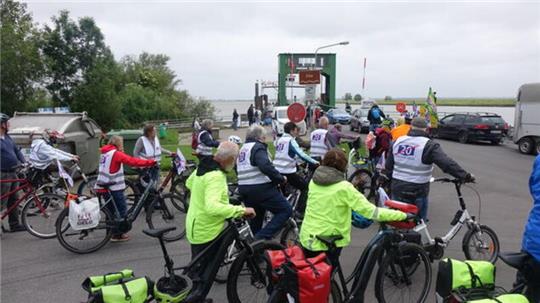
[237,125,292,239]
[0,113,27,232]
[385,117,474,219]
[247,104,254,126]
[367,103,386,132]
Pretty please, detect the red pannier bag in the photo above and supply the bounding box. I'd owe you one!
[266,245,332,303]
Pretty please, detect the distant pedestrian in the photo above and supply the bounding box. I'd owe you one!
[345,102,352,114]
[247,104,254,126]
[254,110,261,125]
[232,109,239,131]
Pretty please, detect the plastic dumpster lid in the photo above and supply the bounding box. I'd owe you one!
[10,112,89,135]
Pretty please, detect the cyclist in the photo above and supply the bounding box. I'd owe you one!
[385,117,474,219]
[134,124,174,186]
[185,141,256,303]
[273,122,319,214]
[196,119,220,163]
[237,125,291,240]
[94,135,156,242]
[0,113,26,232]
[391,113,412,141]
[299,148,407,264]
[367,102,386,132]
[520,154,540,301]
[327,123,359,146]
[29,130,79,170]
[369,118,393,165]
[309,116,333,160]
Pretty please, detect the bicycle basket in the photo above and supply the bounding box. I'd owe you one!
[153,274,192,303]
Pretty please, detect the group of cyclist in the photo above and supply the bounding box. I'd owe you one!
[2,110,540,302]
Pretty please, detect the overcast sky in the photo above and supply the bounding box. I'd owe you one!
[26,1,540,100]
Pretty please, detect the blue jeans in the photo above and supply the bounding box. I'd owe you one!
[105,190,128,236]
[239,183,292,240]
[392,193,429,220]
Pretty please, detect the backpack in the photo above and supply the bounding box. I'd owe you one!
[266,246,332,303]
[82,269,154,303]
[372,107,381,120]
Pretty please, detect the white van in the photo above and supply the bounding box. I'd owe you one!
[513,83,540,155]
[272,106,307,136]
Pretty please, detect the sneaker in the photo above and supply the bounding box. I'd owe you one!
[110,234,130,242]
[9,224,26,232]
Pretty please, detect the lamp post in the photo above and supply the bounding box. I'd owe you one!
[313,41,349,69]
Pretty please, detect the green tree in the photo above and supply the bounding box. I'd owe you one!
[384,95,392,101]
[354,94,362,101]
[41,10,112,107]
[344,93,352,101]
[72,58,124,130]
[0,0,44,115]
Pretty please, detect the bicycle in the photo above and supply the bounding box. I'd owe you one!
[144,217,283,303]
[398,177,500,263]
[237,218,432,303]
[1,164,65,239]
[55,166,186,254]
[498,251,538,302]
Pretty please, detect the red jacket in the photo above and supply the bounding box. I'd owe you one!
[100,144,155,174]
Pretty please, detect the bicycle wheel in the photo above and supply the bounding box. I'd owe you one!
[21,193,65,239]
[215,241,240,284]
[171,178,190,208]
[55,206,113,254]
[227,241,284,303]
[279,220,299,248]
[146,193,186,241]
[348,169,373,200]
[462,224,500,263]
[375,243,432,303]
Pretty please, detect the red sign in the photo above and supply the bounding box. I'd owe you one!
[287,103,307,123]
[396,102,407,113]
[299,70,321,85]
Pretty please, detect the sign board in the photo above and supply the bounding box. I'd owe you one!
[299,70,321,85]
[287,103,306,123]
[396,102,407,113]
[305,85,316,102]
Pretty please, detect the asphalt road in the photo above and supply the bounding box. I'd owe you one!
[1,133,536,303]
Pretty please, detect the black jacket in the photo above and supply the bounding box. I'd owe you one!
[367,105,386,124]
[246,139,285,185]
[199,130,220,148]
[385,129,468,197]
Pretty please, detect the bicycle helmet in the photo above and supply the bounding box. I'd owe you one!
[381,118,394,128]
[352,211,373,229]
[228,135,242,145]
[43,129,64,144]
[0,113,9,123]
[153,274,192,303]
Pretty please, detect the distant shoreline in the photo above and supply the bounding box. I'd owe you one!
[210,98,516,107]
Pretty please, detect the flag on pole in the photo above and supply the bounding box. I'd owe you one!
[424,87,439,128]
[362,57,367,90]
[57,159,74,187]
[174,148,186,175]
[412,101,418,117]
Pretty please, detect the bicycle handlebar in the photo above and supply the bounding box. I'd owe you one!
[431,177,474,184]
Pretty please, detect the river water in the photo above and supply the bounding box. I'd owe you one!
[211,100,516,125]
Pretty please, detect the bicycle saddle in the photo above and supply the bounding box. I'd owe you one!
[96,182,116,189]
[316,235,344,248]
[499,252,529,270]
[143,227,177,239]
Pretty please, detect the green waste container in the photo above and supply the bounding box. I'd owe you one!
[159,123,167,139]
[106,129,143,175]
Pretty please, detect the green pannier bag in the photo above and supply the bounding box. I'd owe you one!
[82,269,154,303]
[436,258,496,299]
[467,294,529,303]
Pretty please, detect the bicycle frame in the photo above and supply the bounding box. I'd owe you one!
[0,178,45,220]
[100,177,158,222]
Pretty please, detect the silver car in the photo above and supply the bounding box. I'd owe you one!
[350,109,370,133]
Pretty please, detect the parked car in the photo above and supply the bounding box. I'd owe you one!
[513,82,540,155]
[326,108,351,125]
[435,112,508,145]
[350,108,370,133]
[272,106,307,136]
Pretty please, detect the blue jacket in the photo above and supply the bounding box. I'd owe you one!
[522,155,540,262]
[1,134,25,171]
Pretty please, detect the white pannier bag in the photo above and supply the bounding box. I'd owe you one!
[69,197,101,230]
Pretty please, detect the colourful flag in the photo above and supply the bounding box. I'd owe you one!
[174,148,186,175]
[425,87,439,128]
[57,159,74,187]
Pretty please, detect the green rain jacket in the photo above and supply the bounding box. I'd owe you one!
[186,161,245,244]
[300,165,407,251]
